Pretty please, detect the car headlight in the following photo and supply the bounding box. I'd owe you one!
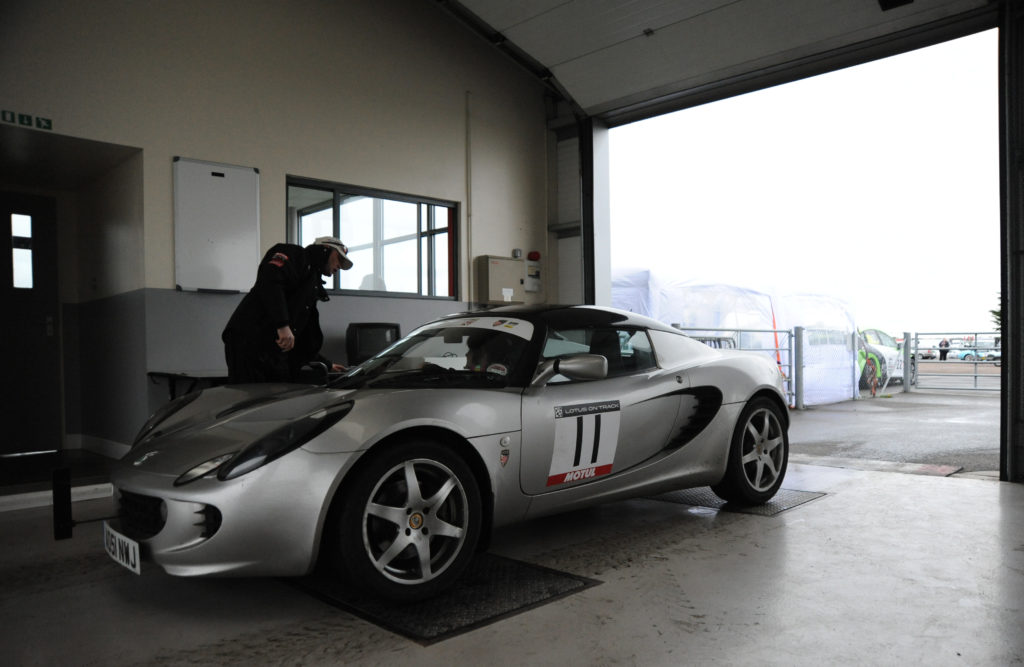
[217,401,354,481]
[175,453,235,486]
[132,391,201,449]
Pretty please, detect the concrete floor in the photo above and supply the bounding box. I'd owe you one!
[1,397,1022,666]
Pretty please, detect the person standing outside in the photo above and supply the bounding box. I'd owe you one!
[938,338,950,361]
[222,237,353,383]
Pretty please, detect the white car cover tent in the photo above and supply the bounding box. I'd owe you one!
[611,268,857,405]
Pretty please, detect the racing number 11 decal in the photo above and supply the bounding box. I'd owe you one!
[547,401,621,486]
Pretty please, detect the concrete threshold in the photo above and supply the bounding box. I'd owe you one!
[0,483,113,513]
[789,453,963,477]
[949,469,1002,481]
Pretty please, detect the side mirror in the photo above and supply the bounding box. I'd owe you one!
[531,354,608,387]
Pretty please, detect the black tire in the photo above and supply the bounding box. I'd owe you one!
[711,397,789,505]
[860,357,878,390]
[333,440,481,602]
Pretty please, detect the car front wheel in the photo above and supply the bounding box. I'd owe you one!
[711,397,789,505]
[334,440,481,602]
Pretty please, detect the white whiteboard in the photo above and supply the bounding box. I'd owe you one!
[173,157,260,292]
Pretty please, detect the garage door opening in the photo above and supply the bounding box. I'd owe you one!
[608,29,1000,476]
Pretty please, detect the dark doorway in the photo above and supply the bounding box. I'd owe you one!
[1,192,61,455]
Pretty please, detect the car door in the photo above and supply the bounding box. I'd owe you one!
[519,325,690,496]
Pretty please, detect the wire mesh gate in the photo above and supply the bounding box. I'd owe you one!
[912,331,1000,392]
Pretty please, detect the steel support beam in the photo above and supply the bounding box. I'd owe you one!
[579,117,611,306]
[1001,0,1024,482]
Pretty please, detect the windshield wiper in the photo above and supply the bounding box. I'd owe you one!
[328,354,406,389]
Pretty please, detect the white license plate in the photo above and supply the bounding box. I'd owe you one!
[103,521,141,575]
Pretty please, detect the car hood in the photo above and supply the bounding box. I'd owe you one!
[122,383,356,476]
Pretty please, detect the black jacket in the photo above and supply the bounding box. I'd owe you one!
[222,243,333,368]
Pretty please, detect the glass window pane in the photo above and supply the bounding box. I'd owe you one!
[299,208,332,246]
[421,240,428,293]
[433,232,449,297]
[382,199,416,240]
[339,197,373,247]
[356,272,388,290]
[623,330,656,371]
[287,186,333,245]
[11,214,31,237]
[383,239,417,293]
[339,247,373,290]
[13,247,33,288]
[432,205,450,231]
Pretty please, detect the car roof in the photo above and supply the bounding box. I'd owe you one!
[438,304,679,333]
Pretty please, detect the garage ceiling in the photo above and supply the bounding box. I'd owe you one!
[441,0,996,126]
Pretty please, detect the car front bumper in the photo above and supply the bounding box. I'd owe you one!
[109,447,359,577]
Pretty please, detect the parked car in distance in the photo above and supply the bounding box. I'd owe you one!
[897,336,936,360]
[859,328,913,390]
[948,336,1000,361]
[915,343,937,360]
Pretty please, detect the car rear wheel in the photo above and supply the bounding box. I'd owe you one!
[334,440,481,602]
[711,397,788,505]
[860,357,878,390]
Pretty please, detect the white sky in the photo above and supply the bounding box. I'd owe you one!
[610,29,999,337]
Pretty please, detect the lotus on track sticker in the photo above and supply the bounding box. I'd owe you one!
[547,400,621,486]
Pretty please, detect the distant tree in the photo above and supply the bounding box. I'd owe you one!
[991,293,1001,331]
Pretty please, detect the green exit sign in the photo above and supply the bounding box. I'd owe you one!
[1,109,53,131]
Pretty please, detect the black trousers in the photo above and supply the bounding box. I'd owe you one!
[224,334,292,383]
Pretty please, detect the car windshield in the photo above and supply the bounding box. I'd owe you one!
[332,316,534,390]
[864,330,897,348]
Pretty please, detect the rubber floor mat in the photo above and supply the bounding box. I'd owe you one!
[650,487,825,516]
[289,553,600,645]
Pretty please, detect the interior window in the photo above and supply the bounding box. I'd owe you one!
[287,180,456,298]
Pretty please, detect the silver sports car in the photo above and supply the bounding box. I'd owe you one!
[105,305,790,601]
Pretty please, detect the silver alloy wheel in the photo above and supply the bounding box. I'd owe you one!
[739,407,786,492]
[361,458,469,585]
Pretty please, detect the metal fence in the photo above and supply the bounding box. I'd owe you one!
[671,326,795,406]
[912,331,1001,392]
[668,326,1001,408]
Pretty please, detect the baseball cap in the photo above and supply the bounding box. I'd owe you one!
[315,236,353,270]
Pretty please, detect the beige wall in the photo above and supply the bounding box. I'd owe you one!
[0,0,550,303]
[76,153,145,301]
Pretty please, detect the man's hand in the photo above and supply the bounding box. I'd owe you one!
[276,326,295,351]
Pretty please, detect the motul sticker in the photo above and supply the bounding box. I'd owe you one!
[547,400,620,487]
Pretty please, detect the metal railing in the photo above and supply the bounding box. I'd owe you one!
[671,326,795,406]
[666,325,998,405]
[911,331,1001,392]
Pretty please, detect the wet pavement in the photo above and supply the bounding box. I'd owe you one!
[789,388,1000,474]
